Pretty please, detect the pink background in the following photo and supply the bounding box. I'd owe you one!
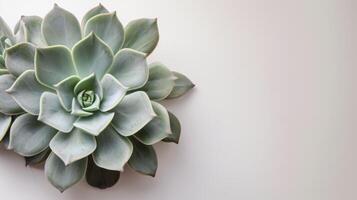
[0,0,356,199]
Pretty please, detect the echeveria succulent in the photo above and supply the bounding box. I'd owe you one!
[0,4,194,192]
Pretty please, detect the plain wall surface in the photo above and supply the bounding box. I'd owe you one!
[0,0,356,199]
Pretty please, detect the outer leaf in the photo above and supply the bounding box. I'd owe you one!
[38,92,77,133]
[72,33,113,79]
[135,101,171,145]
[111,91,156,137]
[128,138,157,177]
[73,73,103,99]
[14,16,46,46]
[123,18,159,55]
[0,16,15,43]
[167,72,195,99]
[45,152,87,192]
[0,74,23,115]
[84,12,124,53]
[25,148,51,166]
[109,49,148,90]
[81,4,109,30]
[9,114,57,156]
[86,157,120,189]
[142,62,175,101]
[54,76,80,111]
[7,70,52,115]
[35,46,77,88]
[93,126,133,171]
[4,42,36,77]
[50,129,96,165]
[100,74,127,112]
[162,112,181,144]
[0,113,11,142]
[42,4,82,48]
[71,98,93,117]
[74,112,114,136]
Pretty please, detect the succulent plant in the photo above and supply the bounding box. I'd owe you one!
[0,4,194,192]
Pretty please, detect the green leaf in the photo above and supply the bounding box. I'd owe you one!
[50,129,96,165]
[0,69,8,75]
[81,94,100,112]
[93,126,133,171]
[73,112,114,136]
[0,74,23,115]
[73,73,103,99]
[7,70,52,115]
[84,12,124,53]
[38,92,77,133]
[9,114,57,156]
[72,33,113,79]
[135,101,171,145]
[0,16,15,44]
[109,49,148,90]
[71,98,93,117]
[81,4,109,30]
[111,91,156,137]
[0,56,5,69]
[45,152,87,192]
[100,74,127,112]
[142,62,175,101]
[86,157,120,189]
[128,138,157,177]
[14,16,46,46]
[42,4,82,48]
[123,18,159,55]
[54,76,80,111]
[0,113,11,142]
[35,46,77,89]
[162,112,181,144]
[167,72,195,99]
[4,42,36,77]
[25,148,51,166]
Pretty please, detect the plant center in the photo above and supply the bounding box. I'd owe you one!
[78,90,96,108]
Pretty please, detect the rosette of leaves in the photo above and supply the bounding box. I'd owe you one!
[2,4,194,192]
[0,15,33,148]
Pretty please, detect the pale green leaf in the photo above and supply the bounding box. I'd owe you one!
[167,72,195,99]
[93,126,133,171]
[84,12,124,53]
[100,74,126,112]
[42,4,82,48]
[0,113,11,142]
[0,16,15,44]
[72,33,113,79]
[45,152,87,192]
[9,114,57,156]
[81,4,109,30]
[74,112,114,136]
[35,46,77,88]
[54,76,80,111]
[4,42,35,77]
[142,62,175,101]
[7,70,52,115]
[111,91,156,137]
[128,138,157,177]
[135,101,171,145]
[0,74,23,115]
[123,18,159,55]
[38,92,77,133]
[109,48,148,90]
[14,16,46,46]
[50,129,96,165]
[71,98,93,117]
